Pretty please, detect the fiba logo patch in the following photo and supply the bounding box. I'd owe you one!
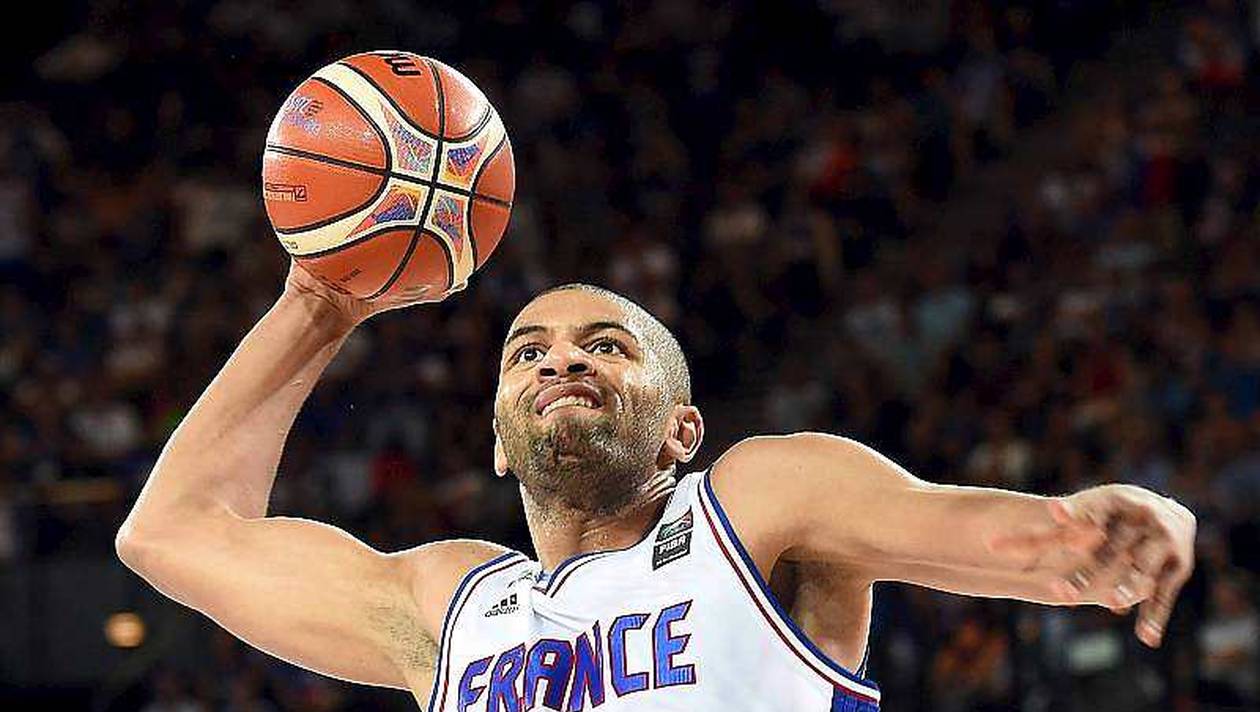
[653,509,693,570]
[484,593,518,618]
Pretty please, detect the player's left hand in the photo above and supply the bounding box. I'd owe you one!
[990,484,1196,648]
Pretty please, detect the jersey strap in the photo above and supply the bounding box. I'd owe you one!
[426,550,530,712]
[696,470,881,705]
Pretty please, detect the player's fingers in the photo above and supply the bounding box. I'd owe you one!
[1050,498,1111,554]
[1051,515,1125,602]
[1105,564,1157,614]
[1130,534,1169,579]
[1080,520,1144,602]
[1135,551,1191,648]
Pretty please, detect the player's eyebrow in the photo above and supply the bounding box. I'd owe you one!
[504,324,548,347]
[579,321,638,343]
[503,320,639,349]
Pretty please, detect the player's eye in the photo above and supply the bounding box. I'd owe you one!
[589,338,624,356]
[515,345,545,364]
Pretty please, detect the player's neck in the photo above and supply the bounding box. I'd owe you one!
[524,469,677,571]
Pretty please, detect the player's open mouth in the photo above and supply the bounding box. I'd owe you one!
[541,395,600,415]
[534,383,605,415]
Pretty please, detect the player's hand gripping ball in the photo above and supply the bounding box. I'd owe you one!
[262,51,515,302]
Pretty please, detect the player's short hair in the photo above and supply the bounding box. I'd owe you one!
[533,283,692,406]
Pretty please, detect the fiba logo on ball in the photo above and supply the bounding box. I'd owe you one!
[261,50,515,302]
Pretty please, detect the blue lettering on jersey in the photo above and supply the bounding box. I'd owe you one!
[487,643,524,712]
[525,639,572,710]
[455,601,696,711]
[458,656,492,712]
[652,601,696,687]
[567,623,604,711]
[608,614,650,696]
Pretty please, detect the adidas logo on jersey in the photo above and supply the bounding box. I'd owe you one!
[484,593,518,617]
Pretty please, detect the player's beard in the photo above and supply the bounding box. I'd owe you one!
[497,400,667,517]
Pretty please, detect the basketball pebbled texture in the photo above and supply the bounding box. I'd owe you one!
[262,51,515,301]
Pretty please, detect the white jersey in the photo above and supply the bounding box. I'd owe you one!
[426,471,880,711]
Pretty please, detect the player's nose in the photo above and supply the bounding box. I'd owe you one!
[536,341,595,380]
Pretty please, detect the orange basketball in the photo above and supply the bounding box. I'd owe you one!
[262,51,515,301]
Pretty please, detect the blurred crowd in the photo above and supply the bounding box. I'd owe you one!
[2,0,1259,710]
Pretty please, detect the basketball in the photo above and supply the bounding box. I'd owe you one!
[261,51,514,301]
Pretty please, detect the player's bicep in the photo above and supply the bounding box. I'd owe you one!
[124,514,468,690]
[714,433,1014,576]
[712,434,924,567]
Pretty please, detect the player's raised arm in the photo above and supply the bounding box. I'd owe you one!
[709,432,1196,648]
[116,262,502,696]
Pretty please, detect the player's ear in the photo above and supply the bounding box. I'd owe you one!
[492,418,509,478]
[658,405,704,469]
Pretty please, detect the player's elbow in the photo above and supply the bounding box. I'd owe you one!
[115,518,159,573]
[114,511,185,573]
[115,494,223,574]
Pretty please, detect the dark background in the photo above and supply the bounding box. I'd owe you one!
[2,1,1259,710]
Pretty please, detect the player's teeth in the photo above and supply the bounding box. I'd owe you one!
[542,395,597,414]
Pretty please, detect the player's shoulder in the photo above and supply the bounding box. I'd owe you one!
[710,433,877,553]
[711,431,865,489]
[393,539,524,638]
[707,433,849,565]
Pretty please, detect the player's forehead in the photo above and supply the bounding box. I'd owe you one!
[506,290,638,342]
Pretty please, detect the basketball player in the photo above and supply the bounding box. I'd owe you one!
[117,264,1196,711]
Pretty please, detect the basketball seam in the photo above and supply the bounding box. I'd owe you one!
[470,194,512,208]
[266,147,390,236]
[322,72,420,299]
[469,131,508,198]
[370,232,422,300]
[267,76,395,236]
[310,76,394,171]
[267,143,507,206]
[450,182,513,207]
[295,224,414,259]
[423,228,457,298]
[466,133,509,267]
[336,60,444,141]
[446,104,493,143]
[368,57,449,299]
[265,143,387,175]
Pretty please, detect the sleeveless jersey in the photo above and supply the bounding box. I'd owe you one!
[425,470,880,711]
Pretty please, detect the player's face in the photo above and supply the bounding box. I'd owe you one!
[493,291,672,512]
[496,290,665,435]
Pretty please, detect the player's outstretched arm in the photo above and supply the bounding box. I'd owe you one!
[116,263,501,696]
[710,433,1196,648]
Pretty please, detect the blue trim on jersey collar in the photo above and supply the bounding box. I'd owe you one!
[701,469,880,693]
[534,475,690,596]
[536,549,615,595]
[537,549,600,585]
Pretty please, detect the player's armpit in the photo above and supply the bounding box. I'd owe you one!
[117,511,506,693]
